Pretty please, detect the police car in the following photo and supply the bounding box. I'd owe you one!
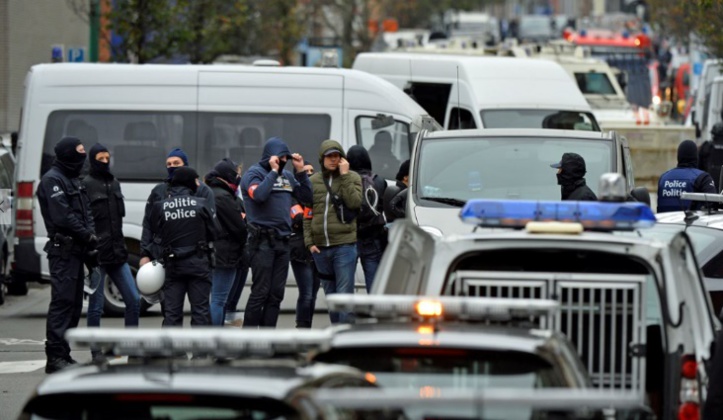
[654,192,723,316]
[407,128,646,236]
[373,198,718,420]
[18,329,374,420]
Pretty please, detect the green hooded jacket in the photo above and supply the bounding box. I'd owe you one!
[304,140,362,248]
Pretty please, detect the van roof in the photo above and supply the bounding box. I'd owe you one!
[353,53,591,111]
[27,63,428,117]
[423,128,610,140]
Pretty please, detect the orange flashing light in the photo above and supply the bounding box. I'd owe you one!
[416,300,443,317]
[417,325,434,334]
[364,372,377,384]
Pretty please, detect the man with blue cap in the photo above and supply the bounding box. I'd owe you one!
[140,148,216,268]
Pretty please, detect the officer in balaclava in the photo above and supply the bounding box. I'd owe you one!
[700,114,723,190]
[149,167,217,328]
[658,139,716,213]
[140,148,215,268]
[550,153,598,201]
[37,136,96,373]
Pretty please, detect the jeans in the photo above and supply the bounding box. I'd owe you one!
[211,267,245,326]
[313,244,357,324]
[243,240,290,328]
[224,250,250,315]
[87,262,140,328]
[357,237,385,293]
[291,259,320,328]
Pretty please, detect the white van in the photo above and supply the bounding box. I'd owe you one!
[693,59,721,140]
[700,75,723,143]
[352,52,600,131]
[10,63,434,313]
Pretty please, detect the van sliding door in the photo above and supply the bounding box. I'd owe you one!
[197,71,342,175]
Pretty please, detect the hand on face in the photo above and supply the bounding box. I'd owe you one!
[269,155,280,171]
[291,153,305,172]
[339,157,349,175]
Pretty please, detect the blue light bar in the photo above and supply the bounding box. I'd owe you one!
[459,199,656,231]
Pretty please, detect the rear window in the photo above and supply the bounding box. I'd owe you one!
[480,109,600,131]
[314,347,566,389]
[43,111,331,181]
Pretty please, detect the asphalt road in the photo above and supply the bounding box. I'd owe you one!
[0,283,330,420]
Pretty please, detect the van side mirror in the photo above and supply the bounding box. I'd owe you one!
[630,187,651,207]
[372,114,395,129]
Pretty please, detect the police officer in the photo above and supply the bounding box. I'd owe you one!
[149,167,217,327]
[241,137,312,328]
[657,140,716,213]
[140,148,215,268]
[699,116,723,190]
[37,136,96,373]
[82,143,140,361]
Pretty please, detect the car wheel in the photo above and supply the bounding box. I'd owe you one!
[102,253,152,317]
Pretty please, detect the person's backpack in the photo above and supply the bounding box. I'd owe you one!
[357,173,386,230]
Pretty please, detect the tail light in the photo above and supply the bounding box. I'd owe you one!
[15,181,34,238]
[678,354,700,420]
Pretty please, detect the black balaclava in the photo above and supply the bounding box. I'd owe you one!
[53,136,86,178]
[170,167,199,194]
[89,143,111,177]
[555,153,587,186]
[677,140,699,168]
[212,158,239,192]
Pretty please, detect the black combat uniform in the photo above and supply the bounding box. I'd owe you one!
[149,167,217,327]
[37,136,96,373]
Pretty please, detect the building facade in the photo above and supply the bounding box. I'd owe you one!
[0,0,88,133]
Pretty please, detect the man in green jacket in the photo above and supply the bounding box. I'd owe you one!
[304,140,362,323]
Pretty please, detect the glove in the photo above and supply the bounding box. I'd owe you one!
[84,249,99,269]
[85,233,99,249]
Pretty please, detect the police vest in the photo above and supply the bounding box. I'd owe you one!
[158,194,209,256]
[657,168,702,213]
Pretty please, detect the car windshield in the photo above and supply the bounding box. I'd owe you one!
[480,110,600,131]
[25,393,299,420]
[315,347,567,390]
[575,72,618,95]
[415,136,613,204]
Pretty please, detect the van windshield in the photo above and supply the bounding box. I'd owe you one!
[415,136,613,203]
[574,72,618,95]
[480,110,600,131]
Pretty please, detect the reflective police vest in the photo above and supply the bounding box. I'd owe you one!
[657,167,703,213]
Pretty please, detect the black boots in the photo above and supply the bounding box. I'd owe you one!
[45,358,72,374]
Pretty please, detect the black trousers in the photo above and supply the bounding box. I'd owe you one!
[243,238,290,328]
[46,254,84,360]
[162,262,212,327]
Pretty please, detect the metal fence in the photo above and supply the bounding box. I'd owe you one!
[447,271,648,394]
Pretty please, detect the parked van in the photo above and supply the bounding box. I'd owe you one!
[692,59,721,140]
[9,63,435,313]
[699,75,723,143]
[352,53,600,131]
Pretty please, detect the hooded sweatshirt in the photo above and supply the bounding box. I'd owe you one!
[240,137,313,236]
[304,140,362,248]
[556,153,597,201]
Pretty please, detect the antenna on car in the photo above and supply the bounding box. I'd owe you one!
[456,66,462,129]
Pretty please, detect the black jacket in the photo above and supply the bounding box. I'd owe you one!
[562,179,598,201]
[384,181,407,222]
[207,178,246,268]
[149,186,217,275]
[37,165,95,254]
[347,145,387,239]
[82,171,128,265]
[141,181,215,260]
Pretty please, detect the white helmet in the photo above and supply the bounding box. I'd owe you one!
[136,261,165,301]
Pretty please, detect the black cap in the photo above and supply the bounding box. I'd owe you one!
[396,159,410,181]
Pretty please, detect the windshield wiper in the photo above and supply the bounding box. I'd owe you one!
[420,197,467,207]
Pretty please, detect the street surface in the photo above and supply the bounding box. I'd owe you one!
[0,283,330,420]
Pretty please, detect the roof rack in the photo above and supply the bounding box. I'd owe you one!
[66,328,332,358]
[325,295,559,322]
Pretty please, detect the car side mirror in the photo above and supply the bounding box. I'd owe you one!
[630,187,651,207]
